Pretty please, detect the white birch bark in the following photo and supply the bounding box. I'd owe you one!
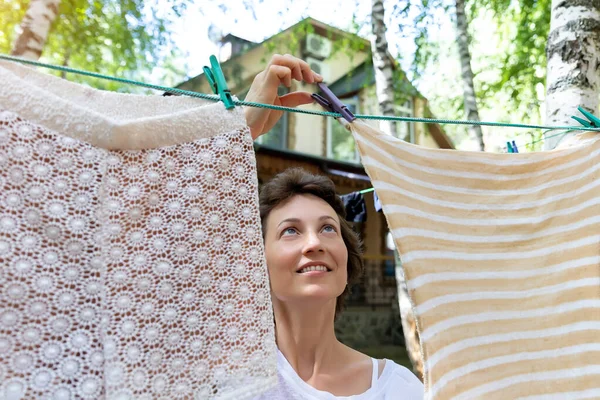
[455,0,485,151]
[371,0,423,380]
[545,0,600,149]
[11,0,61,60]
[371,0,399,139]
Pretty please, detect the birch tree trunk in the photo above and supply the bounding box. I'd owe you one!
[545,0,600,149]
[371,0,423,380]
[455,0,485,151]
[11,0,61,61]
[371,0,399,139]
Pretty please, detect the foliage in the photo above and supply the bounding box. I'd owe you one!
[473,0,550,149]
[0,0,192,92]
[405,0,550,149]
[478,0,550,121]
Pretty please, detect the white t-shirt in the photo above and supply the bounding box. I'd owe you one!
[253,350,424,399]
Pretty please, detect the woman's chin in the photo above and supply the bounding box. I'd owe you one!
[296,284,344,300]
[272,282,345,305]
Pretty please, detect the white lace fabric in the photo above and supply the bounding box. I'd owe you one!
[0,62,277,399]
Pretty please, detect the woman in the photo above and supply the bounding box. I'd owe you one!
[244,55,424,399]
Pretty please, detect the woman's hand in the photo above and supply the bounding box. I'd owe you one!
[244,54,323,140]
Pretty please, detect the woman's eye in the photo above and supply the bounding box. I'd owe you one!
[322,225,337,233]
[282,227,297,236]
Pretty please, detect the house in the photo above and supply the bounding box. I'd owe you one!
[177,18,454,366]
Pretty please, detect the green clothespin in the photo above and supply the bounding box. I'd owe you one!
[203,55,235,110]
[506,141,514,153]
[571,106,600,128]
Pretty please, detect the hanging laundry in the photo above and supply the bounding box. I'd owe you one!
[349,120,600,399]
[0,62,276,400]
[373,190,383,213]
[340,191,367,223]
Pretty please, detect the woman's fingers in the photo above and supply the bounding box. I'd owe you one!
[266,64,293,88]
[293,57,317,83]
[279,92,314,108]
[282,54,313,83]
[244,54,325,139]
[268,54,321,84]
[268,54,301,82]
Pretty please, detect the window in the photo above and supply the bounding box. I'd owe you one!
[257,111,288,149]
[254,86,288,149]
[326,97,359,163]
[239,86,289,150]
[393,99,415,143]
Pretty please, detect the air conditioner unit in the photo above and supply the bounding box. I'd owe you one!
[305,57,330,82]
[305,33,332,59]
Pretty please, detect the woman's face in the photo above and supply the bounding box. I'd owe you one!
[264,194,348,307]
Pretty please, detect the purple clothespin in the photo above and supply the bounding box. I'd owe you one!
[312,82,357,123]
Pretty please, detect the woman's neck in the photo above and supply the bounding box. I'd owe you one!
[273,299,344,381]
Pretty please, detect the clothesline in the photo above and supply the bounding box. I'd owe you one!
[1,54,597,151]
[4,53,575,207]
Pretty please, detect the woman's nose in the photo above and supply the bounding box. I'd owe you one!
[303,231,324,253]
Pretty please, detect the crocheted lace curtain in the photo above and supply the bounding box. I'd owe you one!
[0,61,277,400]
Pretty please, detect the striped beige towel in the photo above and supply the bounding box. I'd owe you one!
[350,120,600,400]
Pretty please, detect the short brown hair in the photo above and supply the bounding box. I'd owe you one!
[259,168,364,317]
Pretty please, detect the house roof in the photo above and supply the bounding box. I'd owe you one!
[327,61,454,150]
[220,33,254,45]
[177,17,369,91]
[422,103,455,149]
[328,61,375,96]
